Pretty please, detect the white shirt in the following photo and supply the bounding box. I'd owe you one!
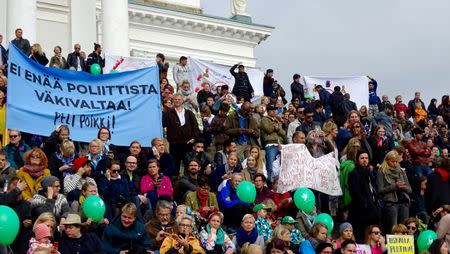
[176,107,186,126]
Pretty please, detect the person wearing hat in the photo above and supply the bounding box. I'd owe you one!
[59,213,104,254]
[30,175,70,221]
[253,203,273,241]
[63,157,96,202]
[27,223,60,254]
[408,127,432,176]
[281,216,302,245]
[199,211,236,254]
[260,104,286,183]
[335,222,355,249]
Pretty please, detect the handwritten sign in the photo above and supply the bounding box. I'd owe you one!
[387,235,414,254]
[277,144,342,195]
[355,244,372,254]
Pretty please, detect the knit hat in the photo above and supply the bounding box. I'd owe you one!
[34,223,51,241]
[339,222,353,234]
[253,203,271,213]
[281,216,296,224]
[73,157,90,171]
[41,176,59,189]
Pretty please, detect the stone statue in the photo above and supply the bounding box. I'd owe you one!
[231,0,249,16]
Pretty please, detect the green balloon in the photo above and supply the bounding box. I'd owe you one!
[314,213,334,234]
[90,63,101,75]
[417,230,437,252]
[110,69,119,73]
[0,205,20,245]
[82,195,106,222]
[293,188,315,213]
[236,181,256,203]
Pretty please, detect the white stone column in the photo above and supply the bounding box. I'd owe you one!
[7,0,36,45]
[101,0,129,56]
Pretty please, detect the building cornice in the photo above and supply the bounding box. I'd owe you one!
[128,2,273,46]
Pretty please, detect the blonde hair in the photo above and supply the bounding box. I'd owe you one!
[33,212,56,233]
[379,150,401,174]
[241,243,263,254]
[248,145,265,171]
[273,224,290,239]
[32,43,44,55]
[391,224,407,234]
[341,137,361,161]
[242,214,255,223]
[121,203,137,217]
[90,139,103,153]
[60,139,75,155]
[322,121,338,136]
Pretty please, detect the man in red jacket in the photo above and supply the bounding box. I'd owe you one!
[407,127,432,176]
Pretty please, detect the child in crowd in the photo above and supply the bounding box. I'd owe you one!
[253,203,273,241]
[27,223,60,254]
[281,216,303,245]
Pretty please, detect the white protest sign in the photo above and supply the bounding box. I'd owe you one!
[355,244,372,254]
[277,144,342,196]
[104,55,156,73]
[302,76,370,108]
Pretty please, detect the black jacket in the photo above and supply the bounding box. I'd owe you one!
[291,81,305,102]
[328,91,344,115]
[59,233,105,254]
[230,65,254,101]
[30,53,49,66]
[0,44,7,67]
[86,52,105,74]
[67,52,86,70]
[425,168,450,214]
[348,166,380,222]
[163,108,200,144]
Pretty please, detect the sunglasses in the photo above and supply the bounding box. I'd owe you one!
[371,231,381,235]
[31,155,41,159]
[9,135,19,138]
[407,226,416,231]
[111,170,120,173]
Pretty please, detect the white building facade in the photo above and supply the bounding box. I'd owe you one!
[0,0,273,72]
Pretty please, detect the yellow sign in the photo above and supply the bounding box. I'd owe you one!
[387,235,415,254]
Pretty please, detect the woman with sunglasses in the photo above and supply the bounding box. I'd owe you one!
[364,225,385,254]
[3,129,31,169]
[98,160,130,220]
[17,148,51,200]
[160,214,204,254]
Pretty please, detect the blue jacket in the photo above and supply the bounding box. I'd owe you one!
[299,239,316,254]
[318,89,331,107]
[98,176,131,206]
[0,44,7,67]
[368,78,381,105]
[212,164,242,191]
[2,142,31,169]
[102,217,151,254]
[218,180,246,209]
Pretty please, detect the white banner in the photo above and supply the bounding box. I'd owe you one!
[302,76,369,108]
[104,55,156,73]
[277,144,342,196]
[188,57,264,97]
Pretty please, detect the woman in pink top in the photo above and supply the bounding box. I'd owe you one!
[140,158,173,208]
[365,225,386,254]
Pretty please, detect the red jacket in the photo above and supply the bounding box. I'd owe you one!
[407,139,431,166]
[394,103,409,117]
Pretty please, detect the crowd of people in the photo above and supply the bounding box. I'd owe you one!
[0,28,450,254]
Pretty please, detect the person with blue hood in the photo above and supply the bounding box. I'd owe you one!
[102,202,151,254]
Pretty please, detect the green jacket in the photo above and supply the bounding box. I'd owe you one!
[224,111,260,145]
[184,191,219,214]
[260,116,286,145]
[377,167,412,203]
[339,160,355,207]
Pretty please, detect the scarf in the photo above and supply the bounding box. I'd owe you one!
[196,189,209,208]
[88,153,102,169]
[206,224,225,245]
[376,136,387,148]
[23,165,45,178]
[246,167,257,179]
[55,152,75,165]
[236,227,258,247]
[436,167,450,182]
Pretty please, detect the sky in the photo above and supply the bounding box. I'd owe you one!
[201,0,450,105]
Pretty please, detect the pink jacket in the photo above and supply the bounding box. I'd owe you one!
[140,175,173,198]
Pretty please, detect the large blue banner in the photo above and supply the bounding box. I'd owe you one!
[7,45,162,146]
